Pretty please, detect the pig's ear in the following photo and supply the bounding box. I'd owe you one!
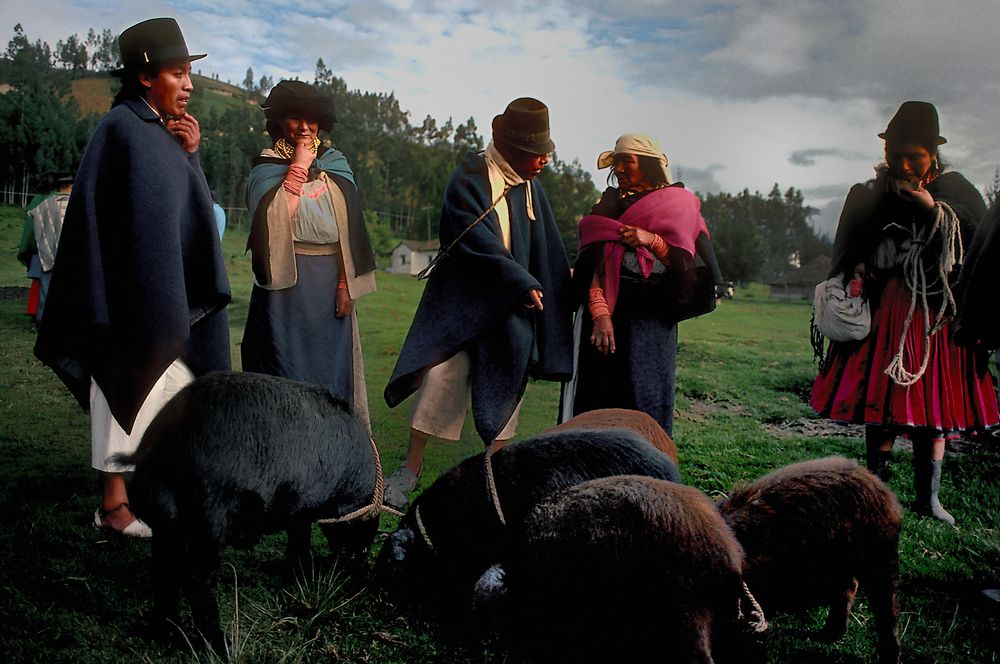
[473,564,506,597]
[386,526,416,562]
[470,563,508,624]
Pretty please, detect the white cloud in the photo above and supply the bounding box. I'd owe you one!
[5,0,1000,218]
[707,14,814,77]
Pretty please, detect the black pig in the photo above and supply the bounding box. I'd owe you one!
[118,371,380,653]
[376,428,681,613]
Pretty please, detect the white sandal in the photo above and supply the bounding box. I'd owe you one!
[93,503,153,539]
[384,464,422,510]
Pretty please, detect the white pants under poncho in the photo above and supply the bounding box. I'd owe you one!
[90,359,193,472]
[409,351,522,442]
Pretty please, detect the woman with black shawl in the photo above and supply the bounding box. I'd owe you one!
[811,101,998,524]
[560,133,722,436]
[243,80,377,430]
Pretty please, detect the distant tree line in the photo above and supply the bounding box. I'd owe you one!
[0,25,99,202]
[242,67,274,97]
[701,185,831,284]
[2,23,841,282]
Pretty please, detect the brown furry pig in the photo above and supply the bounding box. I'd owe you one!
[717,456,902,664]
[475,475,759,662]
[547,407,678,465]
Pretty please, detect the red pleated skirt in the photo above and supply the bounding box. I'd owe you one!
[26,279,39,316]
[811,277,999,433]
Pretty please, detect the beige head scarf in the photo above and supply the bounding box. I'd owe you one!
[597,133,672,184]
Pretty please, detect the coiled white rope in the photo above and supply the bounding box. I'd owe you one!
[884,202,963,386]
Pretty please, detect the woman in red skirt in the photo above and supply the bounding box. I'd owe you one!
[811,101,998,524]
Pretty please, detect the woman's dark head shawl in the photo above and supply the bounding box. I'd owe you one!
[261,80,337,132]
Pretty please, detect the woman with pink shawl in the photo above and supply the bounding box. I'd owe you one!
[559,134,722,435]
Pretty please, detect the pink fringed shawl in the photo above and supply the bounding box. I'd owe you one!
[578,186,709,314]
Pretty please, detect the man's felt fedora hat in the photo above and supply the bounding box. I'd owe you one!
[492,97,555,155]
[112,17,205,77]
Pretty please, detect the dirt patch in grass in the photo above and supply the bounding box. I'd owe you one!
[681,398,865,438]
[0,286,27,302]
[684,398,997,455]
[765,416,865,439]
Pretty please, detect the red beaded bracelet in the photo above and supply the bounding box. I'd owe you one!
[649,234,669,260]
[283,164,308,196]
[588,287,610,319]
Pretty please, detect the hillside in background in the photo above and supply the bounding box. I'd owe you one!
[64,72,251,117]
[0,22,833,280]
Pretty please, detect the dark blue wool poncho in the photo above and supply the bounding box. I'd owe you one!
[35,98,231,433]
[385,151,574,443]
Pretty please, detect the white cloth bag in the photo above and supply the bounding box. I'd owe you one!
[813,274,870,342]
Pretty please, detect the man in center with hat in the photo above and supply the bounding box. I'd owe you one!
[383,97,574,509]
[34,17,231,537]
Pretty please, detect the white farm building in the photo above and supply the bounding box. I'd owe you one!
[387,239,440,276]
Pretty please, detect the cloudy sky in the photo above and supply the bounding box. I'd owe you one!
[7,0,999,236]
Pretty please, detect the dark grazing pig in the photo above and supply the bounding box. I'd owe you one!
[117,371,381,654]
[547,407,679,465]
[376,428,681,611]
[476,475,755,662]
[717,456,902,664]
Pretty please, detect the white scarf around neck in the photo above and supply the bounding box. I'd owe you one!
[485,141,535,250]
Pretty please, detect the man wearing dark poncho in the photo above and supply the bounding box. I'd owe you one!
[34,18,231,537]
[383,98,574,509]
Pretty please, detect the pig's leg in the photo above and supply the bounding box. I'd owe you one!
[863,553,901,664]
[679,607,717,664]
[183,527,228,656]
[285,516,313,575]
[150,522,184,638]
[821,577,858,640]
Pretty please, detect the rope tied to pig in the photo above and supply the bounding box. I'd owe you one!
[408,447,507,556]
[738,582,768,633]
[316,436,404,524]
[416,185,512,280]
[414,503,435,554]
[483,446,507,527]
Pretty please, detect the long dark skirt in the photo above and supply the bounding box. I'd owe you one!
[241,254,354,405]
[570,281,678,436]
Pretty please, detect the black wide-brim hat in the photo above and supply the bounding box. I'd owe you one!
[878,100,947,146]
[261,80,338,133]
[111,17,205,78]
[39,170,74,188]
[492,97,555,155]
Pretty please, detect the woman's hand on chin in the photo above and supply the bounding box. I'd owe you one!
[894,181,935,210]
[292,137,315,169]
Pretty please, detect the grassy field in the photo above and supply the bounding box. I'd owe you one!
[1,203,998,663]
